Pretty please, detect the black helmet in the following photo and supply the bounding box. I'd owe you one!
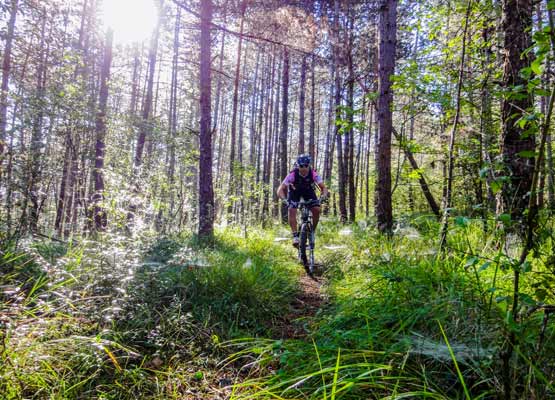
[296,154,311,166]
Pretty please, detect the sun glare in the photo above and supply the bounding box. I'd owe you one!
[100,0,158,44]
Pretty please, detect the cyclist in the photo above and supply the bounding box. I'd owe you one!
[277,154,329,247]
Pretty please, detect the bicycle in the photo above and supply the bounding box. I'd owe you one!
[297,199,320,276]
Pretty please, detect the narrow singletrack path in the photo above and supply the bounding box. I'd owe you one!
[275,266,327,339]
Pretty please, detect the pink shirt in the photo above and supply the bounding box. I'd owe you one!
[282,169,323,186]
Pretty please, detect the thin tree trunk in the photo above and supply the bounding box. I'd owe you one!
[497,0,535,225]
[134,2,162,168]
[335,68,347,222]
[347,17,356,221]
[309,55,316,162]
[279,48,290,224]
[0,0,18,186]
[375,0,397,232]
[198,0,214,239]
[228,0,247,218]
[92,28,113,231]
[27,12,48,233]
[298,55,307,154]
[439,0,471,249]
[168,6,180,222]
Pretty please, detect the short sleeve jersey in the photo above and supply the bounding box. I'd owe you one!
[282,169,323,186]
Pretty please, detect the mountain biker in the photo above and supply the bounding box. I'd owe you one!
[277,154,329,247]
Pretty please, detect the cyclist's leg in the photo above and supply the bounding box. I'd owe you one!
[287,189,301,232]
[311,206,321,231]
[302,187,321,231]
[288,208,298,233]
[288,190,301,245]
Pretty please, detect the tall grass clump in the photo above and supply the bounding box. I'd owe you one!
[229,214,555,399]
[1,227,307,399]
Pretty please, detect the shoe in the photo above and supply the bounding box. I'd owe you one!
[292,234,299,248]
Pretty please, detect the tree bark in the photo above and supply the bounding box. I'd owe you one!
[92,28,113,232]
[298,55,307,154]
[439,0,471,250]
[0,0,18,185]
[280,48,290,224]
[375,0,397,232]
[309,55,316,163]
[134,2,162,168]
[497,0,534,225]
[198,0,215,239]
[227,0,247,218]
[346,16,356,222]
[27,11,48,233]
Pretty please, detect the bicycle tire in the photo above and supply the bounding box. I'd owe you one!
[299,224,309,272]
[308,227,315,274]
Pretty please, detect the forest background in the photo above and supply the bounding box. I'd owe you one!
[2,0,555,399]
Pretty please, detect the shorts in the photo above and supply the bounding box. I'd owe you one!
[287,187,320,209]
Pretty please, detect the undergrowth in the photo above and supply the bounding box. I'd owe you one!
[1,228,300,399]
[2,215,555,399]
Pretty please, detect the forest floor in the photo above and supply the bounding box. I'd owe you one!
[198,264,328,399]
[275,266,327,339]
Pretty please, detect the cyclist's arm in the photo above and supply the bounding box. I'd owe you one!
[318,182,329,199]
[277,183,288,201]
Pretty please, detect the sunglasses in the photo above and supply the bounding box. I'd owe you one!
[299,164,309,168]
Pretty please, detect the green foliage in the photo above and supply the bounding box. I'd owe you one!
[228,218,555,399]
[3,219,555,399]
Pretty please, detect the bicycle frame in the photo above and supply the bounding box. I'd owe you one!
[297,199,317,275]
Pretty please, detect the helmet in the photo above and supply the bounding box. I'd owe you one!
[296,154,311,166]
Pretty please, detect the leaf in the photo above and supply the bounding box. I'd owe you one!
[535,288,547,301]
[519,293,536,306]
[531,58,543,75]
[520,261,532,273]
[490,180,502,195]
[517,150,536,158]
[479,261,491,272]
[479,167,490,179]
[455,216,469,227]
[465,256,478,268]
[497,213,511,223]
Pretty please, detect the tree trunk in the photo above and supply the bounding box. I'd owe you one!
[168,6,180,223]
[134,2,162,168]
[347,18,356,222]
[228,0,247,218]
[27,12,48,233]
[497,0,534,225]
[280,48,290,224]
[0,0,18,185]
[375,0,397,233]
[309,55,316,162]
[298,55,307,154]
[92,28,113,232]
[335,68,347,223]
[439,0,471,250]
[198,0,215,240]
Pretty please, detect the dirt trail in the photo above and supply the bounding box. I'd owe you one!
[275,268,327,339]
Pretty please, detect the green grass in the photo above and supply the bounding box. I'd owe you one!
[228,216,555,399]
[2,216,555,399]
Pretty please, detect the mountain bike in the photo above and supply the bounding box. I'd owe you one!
[297,199,320,276]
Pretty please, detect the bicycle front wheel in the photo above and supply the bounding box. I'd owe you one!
[299,224,309,270]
